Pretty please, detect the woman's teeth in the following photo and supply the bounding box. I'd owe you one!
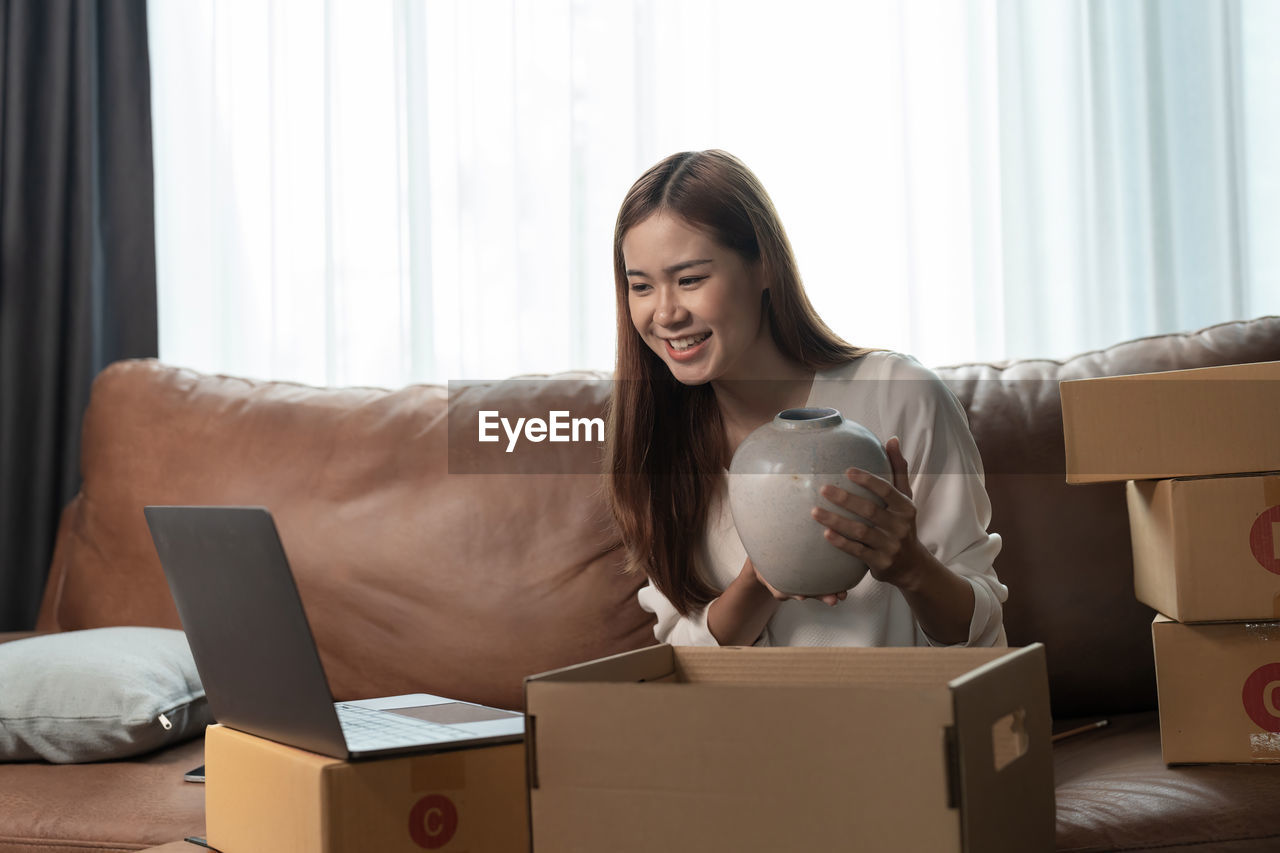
[669,332,711,352]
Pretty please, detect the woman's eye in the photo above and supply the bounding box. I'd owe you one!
[628,282,650,293]
[679,276,707,287]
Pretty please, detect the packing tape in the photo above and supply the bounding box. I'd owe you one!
[1250,732,1280,760]
[1244,623,1280,641]
[1265,475,1280,510]
[412,750,467,790]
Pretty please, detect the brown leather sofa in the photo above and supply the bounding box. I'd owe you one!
[2,315,1279,853]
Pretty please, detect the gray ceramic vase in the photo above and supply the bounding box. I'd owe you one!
[727,407,892,596]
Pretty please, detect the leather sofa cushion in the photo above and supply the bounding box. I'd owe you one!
[38,365,655,710]
[0,736,205,851]
[1055,712,1280,852]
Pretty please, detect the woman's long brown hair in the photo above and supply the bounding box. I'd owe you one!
[605,150,874,616]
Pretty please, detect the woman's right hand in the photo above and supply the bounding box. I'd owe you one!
[748,560,848,607]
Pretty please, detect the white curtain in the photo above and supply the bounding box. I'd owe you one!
[148,0,1280,388]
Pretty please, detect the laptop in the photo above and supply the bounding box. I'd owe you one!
[144,505,524,760]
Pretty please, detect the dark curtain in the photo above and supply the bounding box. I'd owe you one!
[0,0,157,630]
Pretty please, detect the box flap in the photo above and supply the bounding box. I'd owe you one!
[525,643,674,686]
[948,644,1054,852]
[524,644,676,794]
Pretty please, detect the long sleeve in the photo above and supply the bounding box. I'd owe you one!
[636,581,721,646]
[874,354,1008,647]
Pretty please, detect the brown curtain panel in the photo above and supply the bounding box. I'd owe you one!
[0,0,157,629]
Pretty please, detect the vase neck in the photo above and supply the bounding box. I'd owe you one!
[772,407,842,430]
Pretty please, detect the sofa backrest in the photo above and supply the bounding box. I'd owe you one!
[39,316,1280,717]
[39,366,653,710]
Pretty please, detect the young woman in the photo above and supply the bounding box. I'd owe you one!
[604,150,1007,648]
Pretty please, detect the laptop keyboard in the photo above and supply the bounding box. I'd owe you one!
[336,703,473,751]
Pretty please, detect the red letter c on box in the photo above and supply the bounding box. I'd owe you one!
[1248,506,1280,575]
[1242,662,1280,732]
[409,793,459,849]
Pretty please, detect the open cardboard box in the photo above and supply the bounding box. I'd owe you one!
[1152,615,1280,764]
[1129,473,1280,622]
[524,643,1053,853]
[204,724,528,852]
[1060,360,1280,484]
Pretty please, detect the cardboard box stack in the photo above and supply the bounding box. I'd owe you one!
[1061,361,1280,764]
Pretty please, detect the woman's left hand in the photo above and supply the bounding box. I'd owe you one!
[810,436,929,589]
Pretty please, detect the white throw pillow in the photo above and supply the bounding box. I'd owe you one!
[0,627,211,763]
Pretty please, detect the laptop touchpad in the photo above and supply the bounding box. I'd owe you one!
[388,703,518,725]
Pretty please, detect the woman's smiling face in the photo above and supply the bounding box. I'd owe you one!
[623,213,771,386]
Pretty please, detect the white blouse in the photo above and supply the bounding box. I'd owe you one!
[637,351,1008,648]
